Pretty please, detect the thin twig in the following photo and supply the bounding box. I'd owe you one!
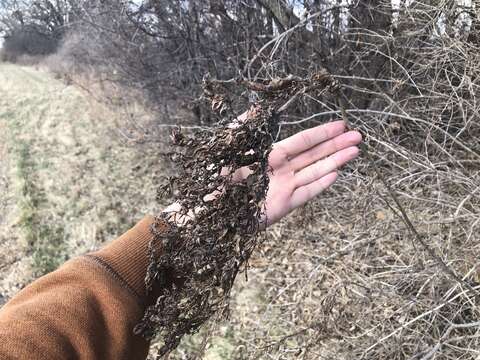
[337,89,480,298]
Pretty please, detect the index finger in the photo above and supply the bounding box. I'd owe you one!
[275,121,346,158]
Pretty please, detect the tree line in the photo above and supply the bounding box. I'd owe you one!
[0,0,477,142]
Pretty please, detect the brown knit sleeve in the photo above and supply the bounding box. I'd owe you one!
[0,216,162,360]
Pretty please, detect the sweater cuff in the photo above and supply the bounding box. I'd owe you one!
[89,216,162,301]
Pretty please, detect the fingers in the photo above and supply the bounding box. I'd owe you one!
[294,146,359,187]
[290,172,338,209]
[289,131,362,171]
[274,120,346,158]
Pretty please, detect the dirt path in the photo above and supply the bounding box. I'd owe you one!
[0,63,159,302]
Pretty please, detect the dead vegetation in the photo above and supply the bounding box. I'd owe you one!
[143,2,480,358]
[1,1,480,359]
[0,63,163,299]
[136,73,338,357]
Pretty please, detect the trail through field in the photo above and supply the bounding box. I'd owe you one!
[0,63,158,303]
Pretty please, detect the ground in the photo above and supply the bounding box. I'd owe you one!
[2,63,479,360]
[0,63,160,301]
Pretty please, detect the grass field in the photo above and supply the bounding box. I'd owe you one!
[0,63,160,301]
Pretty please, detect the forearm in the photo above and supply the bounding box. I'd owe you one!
[0,216,160,360]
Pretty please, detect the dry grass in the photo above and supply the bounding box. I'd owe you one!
[0,63,163,298]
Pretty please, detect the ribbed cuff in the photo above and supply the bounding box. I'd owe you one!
[89,216,159,301]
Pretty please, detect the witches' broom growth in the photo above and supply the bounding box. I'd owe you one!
[134,71,337,356]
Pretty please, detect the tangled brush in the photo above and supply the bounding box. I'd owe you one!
[134,72,337,356]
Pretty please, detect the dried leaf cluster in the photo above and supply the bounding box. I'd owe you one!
[134,73,336,356]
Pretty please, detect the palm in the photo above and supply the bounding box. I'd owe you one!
[262,121,362,226]
[166,121,361,227]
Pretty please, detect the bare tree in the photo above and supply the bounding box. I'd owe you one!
[0,0,71,60]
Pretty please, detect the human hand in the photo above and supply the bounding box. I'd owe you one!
[239,121,362,226]
[165,120,362,227]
